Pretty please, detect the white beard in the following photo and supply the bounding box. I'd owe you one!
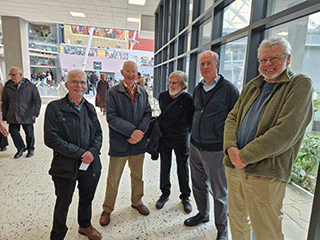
[169,88,182,96]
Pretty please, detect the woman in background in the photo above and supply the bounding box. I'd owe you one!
[95,74,109,114]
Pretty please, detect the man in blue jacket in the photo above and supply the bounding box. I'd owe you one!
[100,61,152,226]
[184,51,239,240]
[44,69,103,240]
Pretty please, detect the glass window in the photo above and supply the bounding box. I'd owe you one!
[222,0,252,36]
[219,37,248,91]
[189,2,193,24]
[201,0,214,14]
[199,18,212,46]
[267,0,307,16]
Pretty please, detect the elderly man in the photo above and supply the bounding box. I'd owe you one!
[44,69,103,240]
[100,61,152,226]
[184,51,239,240]
[155,70,195,213]
[2,67,41,158]
[223,37,313,240]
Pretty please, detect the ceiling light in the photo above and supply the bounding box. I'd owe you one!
[128,0,146,6]
[277,32,288,36]
[127,17,140,23]
[70,12,86,18]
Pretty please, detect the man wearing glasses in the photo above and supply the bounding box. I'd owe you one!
[2,67,41,158]
[223,37,313,239]
[44,69,103,240]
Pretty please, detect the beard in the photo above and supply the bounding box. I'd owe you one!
[260,64,287,83]
[169,87,182,96]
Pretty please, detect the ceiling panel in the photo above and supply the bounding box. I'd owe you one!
[0,0,159,31]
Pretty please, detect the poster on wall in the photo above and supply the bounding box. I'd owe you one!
[71,26,126,41]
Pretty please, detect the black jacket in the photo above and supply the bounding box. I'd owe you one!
[2,78,41,124]
[191,75,239,151]
[44,95,102,179]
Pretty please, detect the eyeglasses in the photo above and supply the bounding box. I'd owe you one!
[69,80,86,85]
[258,54,287,64]
[169,81,180,85]
[9,73,20,77]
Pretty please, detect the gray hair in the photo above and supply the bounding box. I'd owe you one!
[199,50,219,62]
[169,70,188,89]
[67,69,86,82]
[257,37,291,58]
[10,67,23,74]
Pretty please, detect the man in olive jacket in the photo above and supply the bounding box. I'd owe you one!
[44,69,103,240]
[223,38,313,240]
[2,67,41,158]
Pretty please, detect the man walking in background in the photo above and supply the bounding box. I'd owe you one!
[2,67,41,158]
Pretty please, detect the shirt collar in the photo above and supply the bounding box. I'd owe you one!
[123,80,137,95]
[201,75,221,92]
[68,95,85,111]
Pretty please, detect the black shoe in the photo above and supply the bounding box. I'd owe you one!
[181,198,192,213]
[184,213,209,226]
[26,150,34,158]
[155,195,169,209]
[14,148,25,159]
[0,146,7,151]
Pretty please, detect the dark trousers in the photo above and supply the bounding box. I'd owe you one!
[50,171,101,240]
[9,124,35,151]
[0,132,8,148]
[159,136,191,200]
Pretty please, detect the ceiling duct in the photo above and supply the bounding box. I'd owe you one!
[139,15,155,39]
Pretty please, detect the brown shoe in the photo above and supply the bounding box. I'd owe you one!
[100,211,110,226]
[131,204,150,215]
[78,225,102,240]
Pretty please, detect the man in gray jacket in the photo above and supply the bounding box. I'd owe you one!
[2,67,41,158]
[100,61,152,226]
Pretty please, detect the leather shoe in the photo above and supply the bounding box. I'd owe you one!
[26,150,34,158]
[14,148,25,159]
[184,213,209,226]
[100,211,110,226]
[181,198,192,213]
[131,204,150,215]
[155,195,168,209]
[78,225,102,240]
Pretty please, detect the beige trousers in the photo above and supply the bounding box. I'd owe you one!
[102,154,145,213]
[226,167,286,240]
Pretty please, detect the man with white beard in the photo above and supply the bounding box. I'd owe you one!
[155,70,195,213]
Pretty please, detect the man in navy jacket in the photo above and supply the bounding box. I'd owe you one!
[184,51,239,240]
[100,61,152,226]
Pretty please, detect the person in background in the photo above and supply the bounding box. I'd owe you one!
[100,61,152,226]
[0,81,9,151]
[137,72,146,89]
[95,74,110,114]
[155,70,195,213]
[2,67,41,158]
[223,37,313,240]
[89,72,98,95]
[184,51,239,240]
[44,69,103,240]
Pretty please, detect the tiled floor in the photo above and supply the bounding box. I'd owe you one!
[0,96,314,240]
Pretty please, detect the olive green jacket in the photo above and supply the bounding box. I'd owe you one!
[223,69,313,182]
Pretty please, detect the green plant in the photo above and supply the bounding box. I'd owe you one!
[313,90,320,113]
[290,134,320,193]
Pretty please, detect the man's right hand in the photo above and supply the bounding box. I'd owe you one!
[127,129,144,144]
[227,147,247,169]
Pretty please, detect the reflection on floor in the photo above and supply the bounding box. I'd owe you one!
[0,99,313,240]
